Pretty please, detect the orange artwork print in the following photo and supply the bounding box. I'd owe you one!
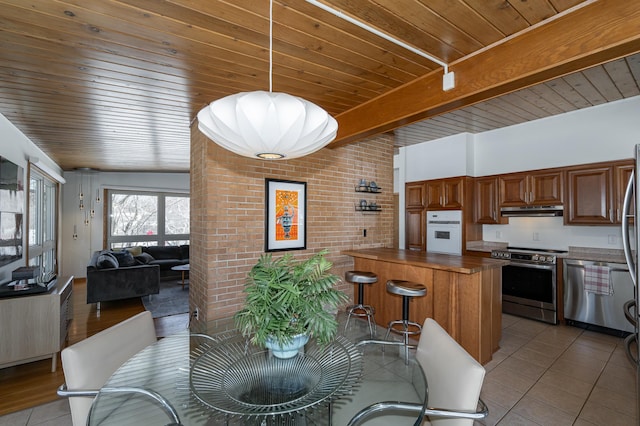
[275,189,298,241]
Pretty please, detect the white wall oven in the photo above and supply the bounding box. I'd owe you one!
[426,210,462,255]
[491,247,564,324]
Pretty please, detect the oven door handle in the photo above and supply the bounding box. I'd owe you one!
[621,170,636,286]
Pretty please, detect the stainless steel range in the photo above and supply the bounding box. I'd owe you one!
[491,247,567,324]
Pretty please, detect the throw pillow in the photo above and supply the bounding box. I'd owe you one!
[124,246,143,256]
[96,252,119,269]
[110,250,136,267]
[134,252,155,265]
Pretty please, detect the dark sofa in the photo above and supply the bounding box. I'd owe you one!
[86,250,160,305]
[141,245,189,274]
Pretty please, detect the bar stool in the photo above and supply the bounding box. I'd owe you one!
[344,271,378,338]
[384,280,427,363]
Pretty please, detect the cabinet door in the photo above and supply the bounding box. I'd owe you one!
[425,181,445,209]
[529,171,563,205]
[566,166,614,224]
[405,209,424,250]
[499,174,528,207]
[443,178,464,209]
[615,162,634,223]
[474,177,500,224]
[405,182,425,209]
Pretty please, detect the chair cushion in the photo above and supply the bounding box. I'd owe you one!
[416,318,485,426]
[61,311,157,426]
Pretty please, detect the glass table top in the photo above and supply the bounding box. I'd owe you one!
[87,313,426,425]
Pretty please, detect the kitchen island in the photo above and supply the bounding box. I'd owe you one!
[342,248,508,364]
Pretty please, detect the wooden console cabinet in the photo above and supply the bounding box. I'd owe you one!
[0,275,73,372]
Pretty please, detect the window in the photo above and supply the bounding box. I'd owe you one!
[28,167,58,275]
[107,190,189,249]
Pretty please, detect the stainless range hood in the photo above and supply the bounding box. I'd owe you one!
[501,205,564,217]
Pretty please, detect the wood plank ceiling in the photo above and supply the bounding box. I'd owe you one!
[1,0,639,172]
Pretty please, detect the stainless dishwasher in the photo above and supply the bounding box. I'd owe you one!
[564,259,635,334]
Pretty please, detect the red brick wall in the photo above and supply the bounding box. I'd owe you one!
[190,124,395,320]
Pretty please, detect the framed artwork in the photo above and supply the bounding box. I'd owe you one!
[265,179,306,252]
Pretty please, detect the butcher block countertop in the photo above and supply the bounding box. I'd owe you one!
[342,248,508,274]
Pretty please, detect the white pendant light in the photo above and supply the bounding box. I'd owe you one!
[197,0,337,160]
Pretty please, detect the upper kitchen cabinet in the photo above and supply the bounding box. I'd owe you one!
[615,160,634,222]
[565,163,614,225]
[499,171,564,208]
[565,159,634,225]
[474,176,505,224]
[406,182,425,209]
[426,177,464,210]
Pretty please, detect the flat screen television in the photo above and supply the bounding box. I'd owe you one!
[0,157,24,267]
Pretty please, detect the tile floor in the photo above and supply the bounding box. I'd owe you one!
[481,314,637,425]
[1,314,637,425]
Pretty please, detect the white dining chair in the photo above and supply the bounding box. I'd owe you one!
[349,318,487,426]
[57,311,158,426]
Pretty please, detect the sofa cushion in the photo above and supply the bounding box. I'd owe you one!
[96,252,119,269]
[134,252,155,265]
[149,259,184,270]
[180,245,189,261]
[110,250,136,267]
[143,245,182,260]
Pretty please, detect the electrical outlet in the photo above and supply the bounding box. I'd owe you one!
[608,235,617,245]
[496,231,502,239]
[192,307,199,321]
[533,232,540,241]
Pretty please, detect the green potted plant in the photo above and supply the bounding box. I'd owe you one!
[234,249,348,358]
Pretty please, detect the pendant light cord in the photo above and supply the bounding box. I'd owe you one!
[269,0,273,93]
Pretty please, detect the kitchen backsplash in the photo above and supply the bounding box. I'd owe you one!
[482,216,625,251]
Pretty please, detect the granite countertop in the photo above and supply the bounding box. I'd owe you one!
[342,247,508,274]
[466,241,629,264]
[564,247,627,264]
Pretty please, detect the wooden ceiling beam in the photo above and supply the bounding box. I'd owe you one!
[331,0,640,147]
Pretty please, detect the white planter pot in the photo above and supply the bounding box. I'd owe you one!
[265,333,310,359]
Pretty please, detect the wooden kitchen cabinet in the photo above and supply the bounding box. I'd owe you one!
[406,182,425,209]
[565,164,614,224]
[474,176,504,224]
[499,170,563,207]
[426,177,464,210]
[405,208,425,250]
[615,161,634,222]
[405,182,426,250]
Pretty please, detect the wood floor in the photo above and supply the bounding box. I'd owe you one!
[0,278,189,416]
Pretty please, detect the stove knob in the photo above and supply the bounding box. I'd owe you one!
[532,255,539,262]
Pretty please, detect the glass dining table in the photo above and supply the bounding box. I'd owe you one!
[87,313,427,425]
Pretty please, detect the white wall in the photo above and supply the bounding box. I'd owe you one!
[474,96,640,176]
[60,171,190,279]
[0,113,64,282]
[397,96,640,251]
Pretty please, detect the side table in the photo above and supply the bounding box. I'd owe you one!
[170,264,189,290]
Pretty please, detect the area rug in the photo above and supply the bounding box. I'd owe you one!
[141,278,189,318]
